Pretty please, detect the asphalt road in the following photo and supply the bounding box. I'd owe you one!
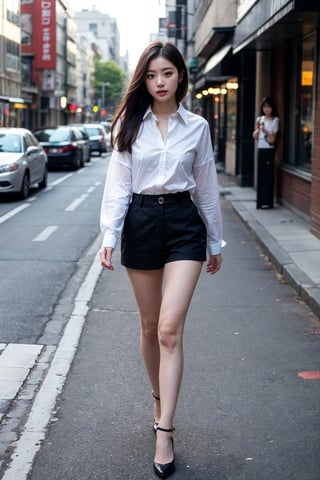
[0,155,107,344]
[26,197,320,480]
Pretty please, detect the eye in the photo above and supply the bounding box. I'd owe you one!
[146,73,154,80]
[164,71,173,77]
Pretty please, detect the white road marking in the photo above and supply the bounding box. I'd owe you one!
[0,204,30,225]
[65,193,88,211]
[48,173,74,186]
[33,226,58,242]
[1,253,102,480]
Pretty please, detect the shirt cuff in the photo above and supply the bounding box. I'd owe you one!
[207,239,226,255]
[101,232,117,250]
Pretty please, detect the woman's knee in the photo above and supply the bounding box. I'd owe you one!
[158,323,181,351]
[141,320,158,342]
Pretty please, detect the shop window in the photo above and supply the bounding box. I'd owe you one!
[226,88,237,142]
[285,35,315,171]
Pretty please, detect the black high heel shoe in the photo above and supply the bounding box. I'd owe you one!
[152,391,160,433]
[153,426,175,479]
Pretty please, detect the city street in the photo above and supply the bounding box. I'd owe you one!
[1,189,318,479]
[0,155,107,345]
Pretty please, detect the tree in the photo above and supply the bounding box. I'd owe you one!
[93,59,127,116]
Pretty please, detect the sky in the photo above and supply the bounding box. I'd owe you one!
[69,0,166,67]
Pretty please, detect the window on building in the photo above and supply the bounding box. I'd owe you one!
[6,0,19,25]
[285,34,315,172]
[6,39,20,71]
[21,56,34,85]
[89,23,98,37]
[21,13,32,45]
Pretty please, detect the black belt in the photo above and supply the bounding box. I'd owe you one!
[132,191,190,206]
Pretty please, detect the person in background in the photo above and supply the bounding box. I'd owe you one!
[252,96,279,209]
[99,41,223,478]
[193,106,202,116]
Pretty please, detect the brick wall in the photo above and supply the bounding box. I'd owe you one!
[280,170,311,216]
[310,39,320,239]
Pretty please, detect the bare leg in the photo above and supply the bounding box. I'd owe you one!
[126,267,163,423]
[156,260,203,463]
[127,261,203,466]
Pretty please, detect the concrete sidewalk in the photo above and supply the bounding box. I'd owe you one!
[219,173,320,319]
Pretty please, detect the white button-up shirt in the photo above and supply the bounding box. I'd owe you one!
[100,103,223,255]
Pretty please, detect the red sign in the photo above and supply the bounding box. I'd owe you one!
[34,0,56,69]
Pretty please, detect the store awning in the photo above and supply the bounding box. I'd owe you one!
[195,41,238,90]
[0,96,30,104]
[234,1,320,53]
[203,42,232,75]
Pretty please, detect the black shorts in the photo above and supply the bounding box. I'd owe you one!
[121,192,207,270]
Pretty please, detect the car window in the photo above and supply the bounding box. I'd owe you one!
[81,130,89,140]
[34,128,70,142]
[85,127,100,136]
[73,128,82,140]
[0,133,22,153]
[30,133,39,146]
[24,133,34,150]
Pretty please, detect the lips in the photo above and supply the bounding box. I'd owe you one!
[157,90,167,96]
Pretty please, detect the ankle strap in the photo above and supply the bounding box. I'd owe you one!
[152,391,160,401]
[156,426,175,433]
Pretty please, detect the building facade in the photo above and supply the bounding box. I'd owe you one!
[0,0,28,127]
[73,8,120,64]
[21,0,79,128]
[181,0,320,239]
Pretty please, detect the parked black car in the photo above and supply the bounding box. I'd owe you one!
[33,126,86,169]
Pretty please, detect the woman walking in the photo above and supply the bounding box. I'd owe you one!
[99,41,223,478]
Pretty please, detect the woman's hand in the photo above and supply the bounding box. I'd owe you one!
[100,246,115,270]
[206,254,222,275]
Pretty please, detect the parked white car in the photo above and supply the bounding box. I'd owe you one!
[0,128,48,199]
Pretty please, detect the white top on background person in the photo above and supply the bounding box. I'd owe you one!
[255,114,279,149]
[100,103,222,256]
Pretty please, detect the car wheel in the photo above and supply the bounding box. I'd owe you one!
[39,166,48,189]
[73,154,81,170]
[19,172,30,199]
[80,152,84,168]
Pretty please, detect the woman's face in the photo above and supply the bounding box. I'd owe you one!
[145,55,182,104]
[262,103,273,116]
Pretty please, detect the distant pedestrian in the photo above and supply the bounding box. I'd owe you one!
[193,106,202,116]
[99,41,223,478]
[252,96,279,209]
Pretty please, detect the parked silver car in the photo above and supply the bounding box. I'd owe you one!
[0,128,48,199]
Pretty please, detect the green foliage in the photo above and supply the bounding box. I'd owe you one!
[93,59,127,115]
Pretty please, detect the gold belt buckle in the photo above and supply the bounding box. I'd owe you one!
[158,196,164,205]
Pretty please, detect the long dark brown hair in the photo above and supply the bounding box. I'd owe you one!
[111,41,189,153]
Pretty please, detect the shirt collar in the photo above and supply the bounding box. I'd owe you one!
[143,103,188,125]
